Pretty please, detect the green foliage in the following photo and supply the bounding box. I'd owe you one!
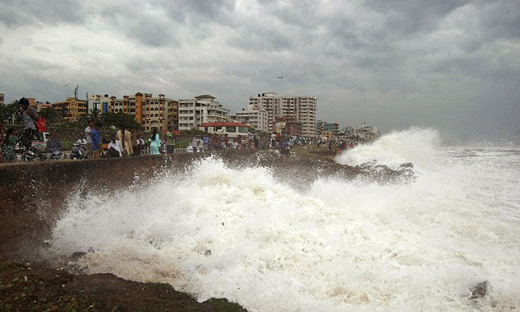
[180,128,207,136]
[38,107,61,125]
[102,112,141,130]
[61,141,74,151]
[175,141,190,148]
[0,100,21,125]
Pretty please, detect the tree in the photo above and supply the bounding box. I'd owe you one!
[180,127,207,136]
[103,112,141,130]
[39,107,62,125]
[0,100,21,125]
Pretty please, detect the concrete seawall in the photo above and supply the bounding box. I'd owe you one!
[0,152,257,260]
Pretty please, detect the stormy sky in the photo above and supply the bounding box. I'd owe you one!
[1,0,519,143]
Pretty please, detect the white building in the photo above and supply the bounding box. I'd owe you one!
[199,122,250,138]
[249,92,317,137]
[178,95,230,131]
[88,94,112,114]
[234,107,269,133]
[356,123,380,136]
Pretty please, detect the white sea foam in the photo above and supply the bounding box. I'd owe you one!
[49,129,520,312]
[335,127,441,169]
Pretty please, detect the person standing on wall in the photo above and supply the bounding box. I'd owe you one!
[16,98,39,154]
[85,120,93,157]
[166,127,175,154]
[116,127,133,157]
[91,122,102,158]
[149,128,162,155]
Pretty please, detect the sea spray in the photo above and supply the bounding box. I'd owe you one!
[335,127,441,169]
[49,129,520,312]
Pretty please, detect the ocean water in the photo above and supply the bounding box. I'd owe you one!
[49,128,520,312]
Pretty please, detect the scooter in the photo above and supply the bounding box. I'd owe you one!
[71,138,88,159]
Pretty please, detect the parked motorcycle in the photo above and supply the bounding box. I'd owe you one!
[19,144,46,161]
[48,149,63,160]
[71,138,88,159]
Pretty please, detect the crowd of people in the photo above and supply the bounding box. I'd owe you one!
[1,98,357,164]
[83,121,174,158]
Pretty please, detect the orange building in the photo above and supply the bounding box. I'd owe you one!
[109,93,179,132]
[51,97,88,122]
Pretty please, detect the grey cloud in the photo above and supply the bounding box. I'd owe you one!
[356,53,404,71]
[432,54,520,86]
[227,27,295,52]
[184,0,236,18]
[0,6,25,28]
[70,45,87,53]
[125,57,173,73]
[365,0,471,35]
[478,0,520,39]
[152,0,236,25]
[33,46,51,53]
[98,4,180,47]
[258,0,320,28]
[459,1,520,53]
[0,0,86,27]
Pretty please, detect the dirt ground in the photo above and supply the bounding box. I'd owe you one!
[0,260,246,312]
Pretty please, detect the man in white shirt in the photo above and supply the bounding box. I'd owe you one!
[85,120,93,157]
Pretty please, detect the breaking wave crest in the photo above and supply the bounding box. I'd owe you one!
[48,131,520,312]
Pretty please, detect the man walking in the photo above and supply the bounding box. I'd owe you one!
[91,122,102,158]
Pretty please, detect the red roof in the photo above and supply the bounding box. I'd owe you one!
[199,122,249,127]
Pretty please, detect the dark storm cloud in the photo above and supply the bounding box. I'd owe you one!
[257,0,320,28]
[151,0,236,24]
[325,19,371,51]
[97,4,180,48]
[0,0,518,143]
[0,0,86,27]
[95,0,238,48]
[227,27,295,52]
[365,0,471,35]
[182,0,236,18]
[475,0,520,40]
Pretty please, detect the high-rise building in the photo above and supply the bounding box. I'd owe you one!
[249,92,317,137]
[178,95,230,131]
[0,93,4,106]
[234,107,269,133]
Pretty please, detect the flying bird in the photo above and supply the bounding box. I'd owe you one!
[277,76,284,79]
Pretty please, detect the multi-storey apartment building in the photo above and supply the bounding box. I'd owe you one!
[106,93,179,132]
[51,97,88,122]
[0,93,4,106]
[178,95,230,131]
[249,92,317,137]
[88,94,112,114]
[87,93,179,131]
[316,120,340,139]
[234,107,269,133]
